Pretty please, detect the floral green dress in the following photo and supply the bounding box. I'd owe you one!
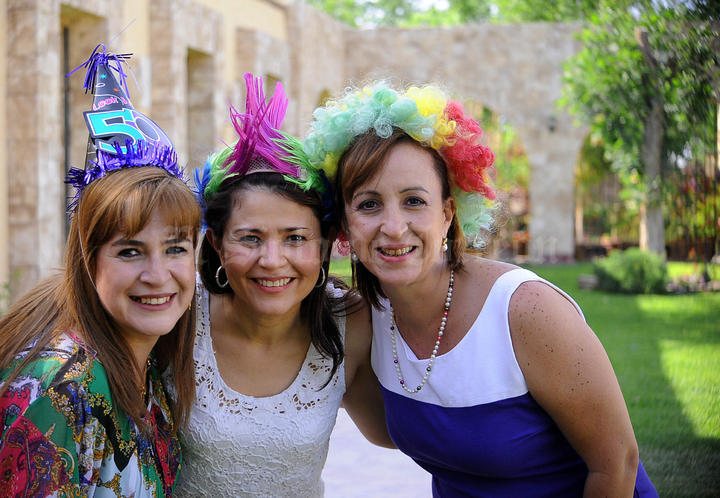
[0,333,181,497]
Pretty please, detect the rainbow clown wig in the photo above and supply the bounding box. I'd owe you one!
[280,81,497,248]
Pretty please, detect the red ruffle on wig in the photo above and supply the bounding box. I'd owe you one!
[441,101,496,200]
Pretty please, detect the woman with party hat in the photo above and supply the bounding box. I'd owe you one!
[171,74,392,497]
[0,45,199,496]
[285,81,658,497]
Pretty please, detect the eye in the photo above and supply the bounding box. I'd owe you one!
[356,199,379,211]
[286,234,307,244]
[239,234,262,245]
[405,196,426,207]
[167,245,189,255]
[117,248,141,258]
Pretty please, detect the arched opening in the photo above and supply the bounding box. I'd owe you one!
[187,48,215,172]
[60,6,108,237]
[573,135,635,260]
[464,100,530,262]
[317,89,332,107]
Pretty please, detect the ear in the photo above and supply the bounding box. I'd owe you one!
[206,228,223,263]
[442,196,455,235]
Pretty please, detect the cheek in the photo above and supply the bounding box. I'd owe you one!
[294,242,323,271]
[175,258,197,288]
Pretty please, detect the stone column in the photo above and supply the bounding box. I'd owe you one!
[7,0,63,299]
[150,0,188,168]
[520,116,584,262]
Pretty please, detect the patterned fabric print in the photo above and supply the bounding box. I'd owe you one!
[0,334,181,497]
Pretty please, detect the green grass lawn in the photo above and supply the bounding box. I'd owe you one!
[331,258,720,496]
[525,262,720,497]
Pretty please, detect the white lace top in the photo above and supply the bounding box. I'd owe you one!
[173,281,346,497]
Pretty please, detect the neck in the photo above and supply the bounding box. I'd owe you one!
[124,338,155,381]
[220,294,306,346]
[383,264,453,337]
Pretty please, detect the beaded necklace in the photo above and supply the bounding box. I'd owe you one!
[390,269,454,394]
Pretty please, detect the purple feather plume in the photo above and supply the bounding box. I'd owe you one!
[222,74,299,177]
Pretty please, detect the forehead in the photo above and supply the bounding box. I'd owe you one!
[361,142,442,192]
[229,188,319,228]
[114,209,189,240]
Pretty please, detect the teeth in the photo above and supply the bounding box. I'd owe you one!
[381,247,412,256]
[257,278,292,287]
[133,296,171,305]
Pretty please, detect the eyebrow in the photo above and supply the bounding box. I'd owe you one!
[112,236,190,246]
[232,226,312,234]
[352,186,429,200]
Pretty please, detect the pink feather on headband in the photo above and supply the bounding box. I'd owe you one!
[223,73,299,177]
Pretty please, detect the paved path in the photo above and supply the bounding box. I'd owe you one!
[322,408,432,497]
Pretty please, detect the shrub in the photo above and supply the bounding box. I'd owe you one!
[593,248,668,294]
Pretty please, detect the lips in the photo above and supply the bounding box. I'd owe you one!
[378,246,414,256]
[130,295,173,305]
[255,277,293,288]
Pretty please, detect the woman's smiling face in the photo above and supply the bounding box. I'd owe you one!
[214,187,323,318]
[344,142,454,290]
[94,209,195,351]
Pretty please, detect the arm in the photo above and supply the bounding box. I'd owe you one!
[342,300,395,448]
[509,281,639,498]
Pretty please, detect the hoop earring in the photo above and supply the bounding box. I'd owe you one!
[315,267,327,288]
[215,265,229,288]
[442,236,448,252]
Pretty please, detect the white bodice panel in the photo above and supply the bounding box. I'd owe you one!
[173,281,346,497]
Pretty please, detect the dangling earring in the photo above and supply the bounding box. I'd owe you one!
[215,265,229,288]
[442,236,448,252]
[315,267,327,288]
[351,252,358,263]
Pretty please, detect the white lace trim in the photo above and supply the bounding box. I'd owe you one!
[173,281,346,497]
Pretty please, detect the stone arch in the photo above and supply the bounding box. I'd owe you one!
[150,0,223,170]
[327,21,587,261]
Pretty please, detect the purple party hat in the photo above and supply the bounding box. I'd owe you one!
[65,44,183,211]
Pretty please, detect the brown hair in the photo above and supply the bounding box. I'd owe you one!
[0,167,200,429]
[336,128,465,309]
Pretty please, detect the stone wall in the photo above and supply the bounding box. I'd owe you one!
[341,21,587,261]
[2,0,586,301]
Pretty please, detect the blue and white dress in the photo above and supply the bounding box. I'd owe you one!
[371,268,657,497]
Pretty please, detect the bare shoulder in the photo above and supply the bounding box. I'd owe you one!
[508,279,583,332]
[458,255,520,301]
[462,254,517,280]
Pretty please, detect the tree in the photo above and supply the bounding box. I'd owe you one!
[561,1,719,256]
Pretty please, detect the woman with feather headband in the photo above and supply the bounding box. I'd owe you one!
[168,74,393,497]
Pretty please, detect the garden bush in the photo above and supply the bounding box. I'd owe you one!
[593,248,669,294]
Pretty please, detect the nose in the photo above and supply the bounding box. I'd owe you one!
[139,253,171,285]
[379,204,408,239]
[259,239,286,269]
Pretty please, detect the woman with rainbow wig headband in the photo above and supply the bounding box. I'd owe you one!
[0,46,199,496]
[284,81,658,497]
[169,74,392,497]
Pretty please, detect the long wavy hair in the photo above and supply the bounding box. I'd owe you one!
[0,167,200,429]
